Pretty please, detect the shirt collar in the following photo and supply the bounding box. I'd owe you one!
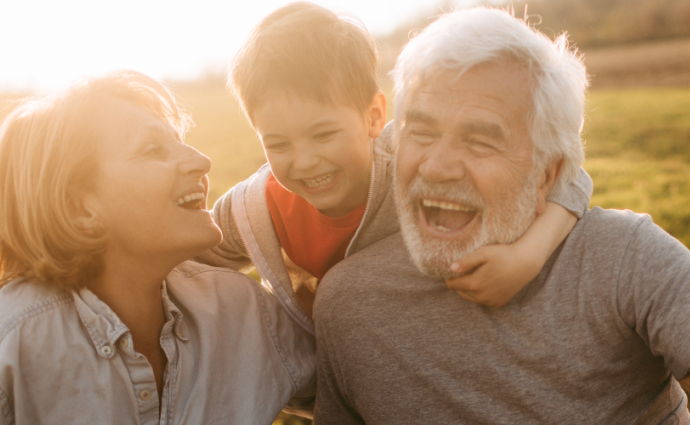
[161,280,188,342]
[73,288,128,359]
[73,281,188,358]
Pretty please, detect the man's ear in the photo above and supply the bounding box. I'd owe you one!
[366,91,387,139]
[536,157,564,215]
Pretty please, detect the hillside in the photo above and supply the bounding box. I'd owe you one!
[376,0,690,88]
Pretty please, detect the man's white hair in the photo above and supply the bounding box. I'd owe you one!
[391,7,588,196]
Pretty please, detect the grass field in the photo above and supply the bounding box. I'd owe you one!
[170,84,690,249]
[2,86,689,245]
[1,83,689,425]
[583,87,690,247]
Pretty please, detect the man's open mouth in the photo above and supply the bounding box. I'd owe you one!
[176,192,205,210]
[420,198,477,233]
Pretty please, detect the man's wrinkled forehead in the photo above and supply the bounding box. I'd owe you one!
[404,105,508,143]
[400,62,532,133]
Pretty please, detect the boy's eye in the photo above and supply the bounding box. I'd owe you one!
[314,130,338,141]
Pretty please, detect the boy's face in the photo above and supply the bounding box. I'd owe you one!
[252,92,386,218]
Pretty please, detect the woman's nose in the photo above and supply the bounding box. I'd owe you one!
[179,144,212,176]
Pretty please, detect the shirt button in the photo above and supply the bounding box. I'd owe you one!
[139,390,151,401]
[100,346,112,356]
[120,338,129,348]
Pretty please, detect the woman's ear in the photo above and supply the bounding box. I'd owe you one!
[367,91,387,139]
[68,193,103,237]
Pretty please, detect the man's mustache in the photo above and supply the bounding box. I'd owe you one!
[404,176,485,211]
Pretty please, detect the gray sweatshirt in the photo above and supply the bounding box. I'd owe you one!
[314,208,690,424]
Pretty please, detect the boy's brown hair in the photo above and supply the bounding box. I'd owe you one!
[229,1,380,122]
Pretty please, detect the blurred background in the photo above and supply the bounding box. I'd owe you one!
[2,0,689,423]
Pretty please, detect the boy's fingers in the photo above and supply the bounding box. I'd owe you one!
[455,289,480,304]
[445,274,479,294]
[450,250,488,274]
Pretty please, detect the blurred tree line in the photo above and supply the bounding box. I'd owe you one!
[378,0,690,77]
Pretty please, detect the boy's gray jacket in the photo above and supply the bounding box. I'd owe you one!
[197,122,593,336]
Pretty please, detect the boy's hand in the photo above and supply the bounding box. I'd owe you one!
[445,243,539,308]
[446,202,578,308]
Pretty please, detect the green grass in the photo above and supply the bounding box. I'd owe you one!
[583,87,690,247]
[584,88,690,161]
[172,84,690,248]
[2,87,689,249]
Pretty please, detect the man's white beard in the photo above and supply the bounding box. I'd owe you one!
[394,173,540,279]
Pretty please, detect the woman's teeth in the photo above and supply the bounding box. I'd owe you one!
[177,192,205,207]
[302,172,335,188]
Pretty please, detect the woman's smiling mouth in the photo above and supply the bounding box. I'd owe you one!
[176,192,205,209]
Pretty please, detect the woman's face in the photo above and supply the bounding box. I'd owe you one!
[84,97,222,266]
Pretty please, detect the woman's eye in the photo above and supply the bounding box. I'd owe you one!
[144,144,164,156]
[266,142,289,151]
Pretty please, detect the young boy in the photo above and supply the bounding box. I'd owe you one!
[197,2,592,336]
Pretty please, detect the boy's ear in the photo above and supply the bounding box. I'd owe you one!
[536,157,564,215]
[366,90,387,139]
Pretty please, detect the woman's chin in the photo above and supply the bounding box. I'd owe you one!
[190,222,223,254]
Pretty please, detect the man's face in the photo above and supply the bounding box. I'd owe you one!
[395,61,543,278]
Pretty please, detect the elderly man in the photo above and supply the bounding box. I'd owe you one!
[313,7,690,425]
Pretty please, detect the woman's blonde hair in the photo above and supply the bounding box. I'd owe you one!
[0,71,192,291]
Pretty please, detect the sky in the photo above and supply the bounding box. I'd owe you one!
[0,0,475,92]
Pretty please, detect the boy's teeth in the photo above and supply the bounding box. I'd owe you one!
[421,199,472,212]
[303,172,335,188]
[177,192,205,206]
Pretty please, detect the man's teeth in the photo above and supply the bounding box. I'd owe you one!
[422,199,473,232]
[177,192,205,205]
[302,173,335,188]
[432,223,452,232]
[421,199,473,212]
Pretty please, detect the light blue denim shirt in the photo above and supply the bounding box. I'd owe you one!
[0,261,315,425]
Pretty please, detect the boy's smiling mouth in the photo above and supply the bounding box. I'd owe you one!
[301,172,337,189]
[420,198,477,233]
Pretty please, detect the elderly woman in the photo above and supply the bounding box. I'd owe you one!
[0,71,314,424]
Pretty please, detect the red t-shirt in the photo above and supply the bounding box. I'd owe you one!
[265,174,366,280]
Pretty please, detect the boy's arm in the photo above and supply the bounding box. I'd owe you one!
[446,167,593,307]
[195,187,255,273]
[546,166,593,218]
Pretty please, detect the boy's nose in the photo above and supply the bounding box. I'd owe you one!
[292,147,320,172]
